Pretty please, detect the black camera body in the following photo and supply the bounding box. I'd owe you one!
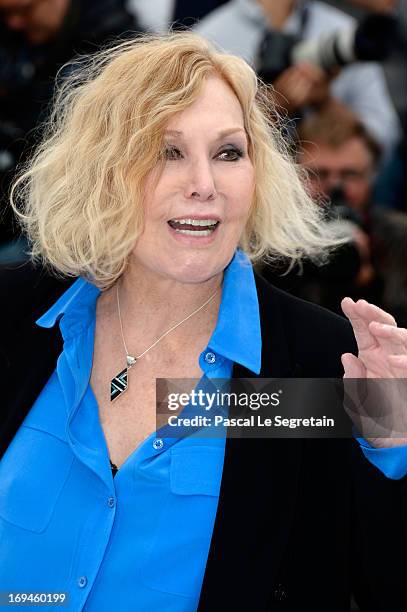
[257,13,396,83]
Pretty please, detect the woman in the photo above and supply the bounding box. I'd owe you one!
[1,32,407,611]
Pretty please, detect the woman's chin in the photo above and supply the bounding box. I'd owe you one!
[161,257,225,285]
[170,267,221,285]
[130,248,230,285]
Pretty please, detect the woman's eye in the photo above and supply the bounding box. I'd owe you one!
[217,147,244,162]
[162,146,244,161]
[164,146,182,160]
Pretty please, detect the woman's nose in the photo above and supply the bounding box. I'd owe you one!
[184,159,217,202]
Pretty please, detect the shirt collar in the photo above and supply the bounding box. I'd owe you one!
[208,249,261,374]
[36,277,100,329]
[35,249,261,374]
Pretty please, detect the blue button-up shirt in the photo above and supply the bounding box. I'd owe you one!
[0,249,406,611]
[0,250,261,611]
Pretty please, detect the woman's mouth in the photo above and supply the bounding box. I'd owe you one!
[167,218,220,237]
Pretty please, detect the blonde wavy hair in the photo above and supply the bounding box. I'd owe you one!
[11,31,348,289]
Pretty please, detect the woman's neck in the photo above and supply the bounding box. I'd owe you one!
[100,259,223,351]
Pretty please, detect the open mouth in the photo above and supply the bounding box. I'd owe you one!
[167,218,220,236]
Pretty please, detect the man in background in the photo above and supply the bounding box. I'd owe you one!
[195,0,401,154]
[262,103,389,315]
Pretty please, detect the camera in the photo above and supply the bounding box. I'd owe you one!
[257,12,396,83]
[327,184,365,229]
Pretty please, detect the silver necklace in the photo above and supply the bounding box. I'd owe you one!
[110,282,220,401]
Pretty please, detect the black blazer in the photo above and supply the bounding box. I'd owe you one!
[1,263,406,611]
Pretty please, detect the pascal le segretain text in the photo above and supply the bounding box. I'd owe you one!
[167,414,335,429]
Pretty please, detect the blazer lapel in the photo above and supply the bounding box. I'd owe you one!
[198,273,304,610]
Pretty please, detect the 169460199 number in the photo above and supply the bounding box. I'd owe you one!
[0,592,68,606]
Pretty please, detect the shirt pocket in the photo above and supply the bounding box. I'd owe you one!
[141,445,224,599]
[0,426,74,533]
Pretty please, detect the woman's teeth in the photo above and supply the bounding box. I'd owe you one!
[176,228,213,236]
[168,218,219,236]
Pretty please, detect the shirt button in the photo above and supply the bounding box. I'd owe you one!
[204,351,216,364]
[77,576,87,588]
[152,438,164,450]
[107,497,115,508]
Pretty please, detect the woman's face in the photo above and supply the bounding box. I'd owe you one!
[131,76,255,284]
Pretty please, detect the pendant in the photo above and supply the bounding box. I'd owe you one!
[110,355,137,402]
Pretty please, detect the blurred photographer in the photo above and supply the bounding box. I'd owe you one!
[261,102,386,314]
[298,102,381,223]
[195,0,401,154]
[0,0,141,248]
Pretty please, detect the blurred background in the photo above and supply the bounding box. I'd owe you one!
[1,0,407,332]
